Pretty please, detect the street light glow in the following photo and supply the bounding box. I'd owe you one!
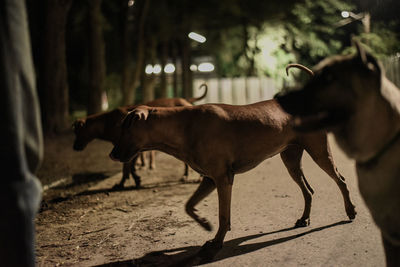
[190,64,198,71]
[145,64,153,74]
[188,32,206,43]
[341,11,350,18]
[198,62,214,72]
[153,64,162,74]
[164,63,175,73]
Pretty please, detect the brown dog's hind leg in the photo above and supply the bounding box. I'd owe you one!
[213,176,233,241]
[281,146,313,227]
[303,134,356,220]
[185,176,216,231]
[199,175,233,259]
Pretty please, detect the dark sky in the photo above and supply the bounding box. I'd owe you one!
[352,0,400,21]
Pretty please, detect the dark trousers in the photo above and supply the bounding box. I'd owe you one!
[0,0,43,266]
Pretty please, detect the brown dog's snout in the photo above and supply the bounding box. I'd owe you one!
[73,141,85,151]
[109,147,121,162]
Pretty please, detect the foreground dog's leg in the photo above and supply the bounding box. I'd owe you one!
[185,177,216,231]
[382,234,400,267]
[281,146,314,227]
[304,135,357,220]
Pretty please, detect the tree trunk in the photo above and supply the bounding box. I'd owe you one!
[159,42,168,98]
[142,75,157,103]
[171,41,179,97]
[120,0,133,106]
[123,0,150,105]
[181,36,192,98]
[42,0,73,135]
[142,38,157,103]
[87,0,106,115]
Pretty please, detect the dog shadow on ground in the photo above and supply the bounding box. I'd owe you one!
[39,171,113,210]
[95,220,352,267]
[39,174,195,212]
[76,179,199,197]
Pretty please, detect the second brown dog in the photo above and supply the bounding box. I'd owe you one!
[73,84,207,188]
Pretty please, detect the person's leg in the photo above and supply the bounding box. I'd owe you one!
[0,0,43,266]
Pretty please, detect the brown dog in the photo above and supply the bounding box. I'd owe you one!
[109,100,357,257]
[276,42,400,266]
[73,84,207,188]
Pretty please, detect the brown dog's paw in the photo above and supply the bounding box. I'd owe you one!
[295,218,310,227]
[112,183,125,190]
[346,206,357,220]
[197,240,223,260]
[198,217,213,231]
[179,175,188,183]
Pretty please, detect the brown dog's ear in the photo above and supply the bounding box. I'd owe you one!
[120,107,150,129]
[133,107,150,120]
[72,119,85,130]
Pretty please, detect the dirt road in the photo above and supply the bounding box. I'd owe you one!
[35,133,385,266]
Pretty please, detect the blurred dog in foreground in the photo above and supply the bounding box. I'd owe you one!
[276,41,400,267]
[109,98,356,259]
[72,84,208,188]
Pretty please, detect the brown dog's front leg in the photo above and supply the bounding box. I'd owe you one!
[149,151,156,170]
[113,163,131,189]
[139,152,145,167]
[129,156,141,188]
[281,147,313,227]
[180,163,189,182]
[113,155,140,189]
[185,176,216,231]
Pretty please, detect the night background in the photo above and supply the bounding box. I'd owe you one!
[26,0,400,135]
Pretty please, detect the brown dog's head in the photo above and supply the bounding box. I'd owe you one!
[275,41,382,132]
[72,119,92,151]
[109,106,152,162]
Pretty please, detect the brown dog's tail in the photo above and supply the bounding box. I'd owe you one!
[188,83,208,103]
[286,63,314,77]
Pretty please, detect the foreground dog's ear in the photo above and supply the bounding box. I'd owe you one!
[353,40,368,65]
[120,108,150,129]
[353,40,381,74]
